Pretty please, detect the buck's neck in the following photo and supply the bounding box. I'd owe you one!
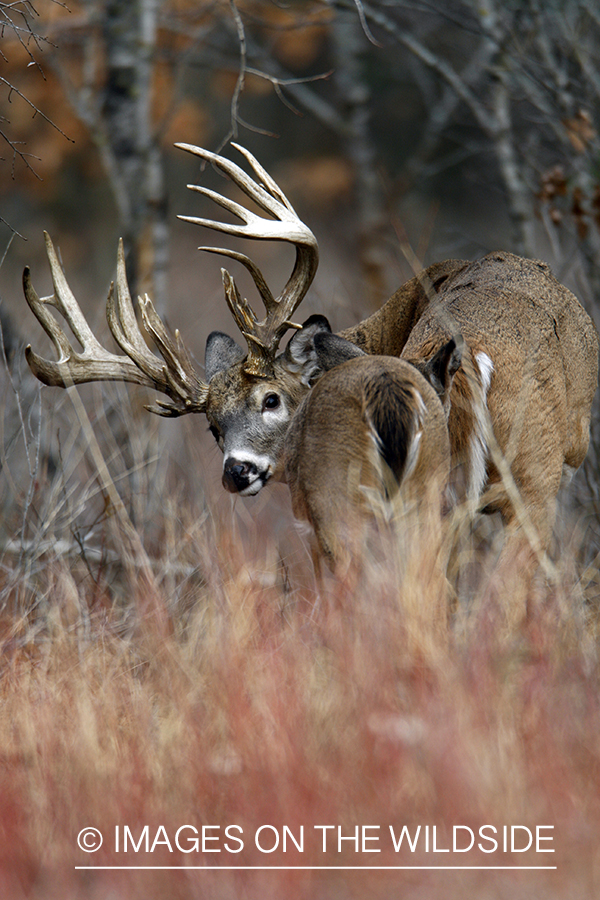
[339,258,467,356]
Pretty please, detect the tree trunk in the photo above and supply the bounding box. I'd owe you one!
[102,0,167,311]
[332,9,389,306]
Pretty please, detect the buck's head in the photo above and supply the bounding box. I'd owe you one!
[203,316,366,494]
[23,143,362,496]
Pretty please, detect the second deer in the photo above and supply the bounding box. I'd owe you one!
[284,341,461,572]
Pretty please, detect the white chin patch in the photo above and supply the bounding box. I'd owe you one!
[239,467,273,496]
[239,479,266,497]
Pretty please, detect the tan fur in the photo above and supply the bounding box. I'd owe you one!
[398,252,599,548]
[283,356,451,570]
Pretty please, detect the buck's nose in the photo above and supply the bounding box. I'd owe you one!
[222,457,258,493]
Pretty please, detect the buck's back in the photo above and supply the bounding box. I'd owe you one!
[400,251,599,534]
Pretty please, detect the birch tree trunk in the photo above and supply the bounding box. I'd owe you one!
[102,0,167,311]
[332,8,389,305]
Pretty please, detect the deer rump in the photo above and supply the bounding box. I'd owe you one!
[398,252,599,546]
[284,356,452,565]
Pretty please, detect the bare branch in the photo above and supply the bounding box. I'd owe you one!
[227,0,246,143]
[334,0,494,133]
[0,75,72,140]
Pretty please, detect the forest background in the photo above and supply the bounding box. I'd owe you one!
[3,0,600,552]
[1,2,600,899]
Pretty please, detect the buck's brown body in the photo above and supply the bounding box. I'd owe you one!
[336,251,598,548]
[410,253,597,544]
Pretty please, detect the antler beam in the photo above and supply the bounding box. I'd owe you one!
[24,232,208,417]
[176,142,319,377]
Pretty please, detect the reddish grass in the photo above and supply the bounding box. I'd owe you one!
[0,496,598,900]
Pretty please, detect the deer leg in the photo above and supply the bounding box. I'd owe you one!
[482,479,558,631]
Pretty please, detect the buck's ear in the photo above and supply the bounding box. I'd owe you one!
[415,337,463,403]
[283,314,365,385]
[205,331,245,381]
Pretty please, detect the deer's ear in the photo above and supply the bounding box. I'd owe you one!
[283,315,365,385]
[205,331,245,381]
[414,337,463,403]
[313,331,366,370]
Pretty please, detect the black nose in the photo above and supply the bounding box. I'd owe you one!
[222,458,258,493]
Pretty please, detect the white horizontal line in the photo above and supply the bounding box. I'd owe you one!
[74,865,558,871]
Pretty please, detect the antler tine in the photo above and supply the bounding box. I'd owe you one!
[106,238,167,385]
[221,270,274,376]
[230,142,294,212]
[24,233,208,416]
[220,267,260,339]
[199,246,276,309]
[138,295,208,415]
[176,142,319,377]
[37,231,116,360]
[176,142,298,224]
[179,182,314,246]
[24,232,158,390]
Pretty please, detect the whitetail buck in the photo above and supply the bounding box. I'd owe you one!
[23,143,598,571]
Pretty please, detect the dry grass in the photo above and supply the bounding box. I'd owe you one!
[0,383,598,899]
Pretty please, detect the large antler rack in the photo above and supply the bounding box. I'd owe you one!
[176,142,319,378]
[24,232,208,417]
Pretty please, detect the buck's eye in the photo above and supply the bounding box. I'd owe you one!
[209,424,221,443]
[262,393,280,412]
